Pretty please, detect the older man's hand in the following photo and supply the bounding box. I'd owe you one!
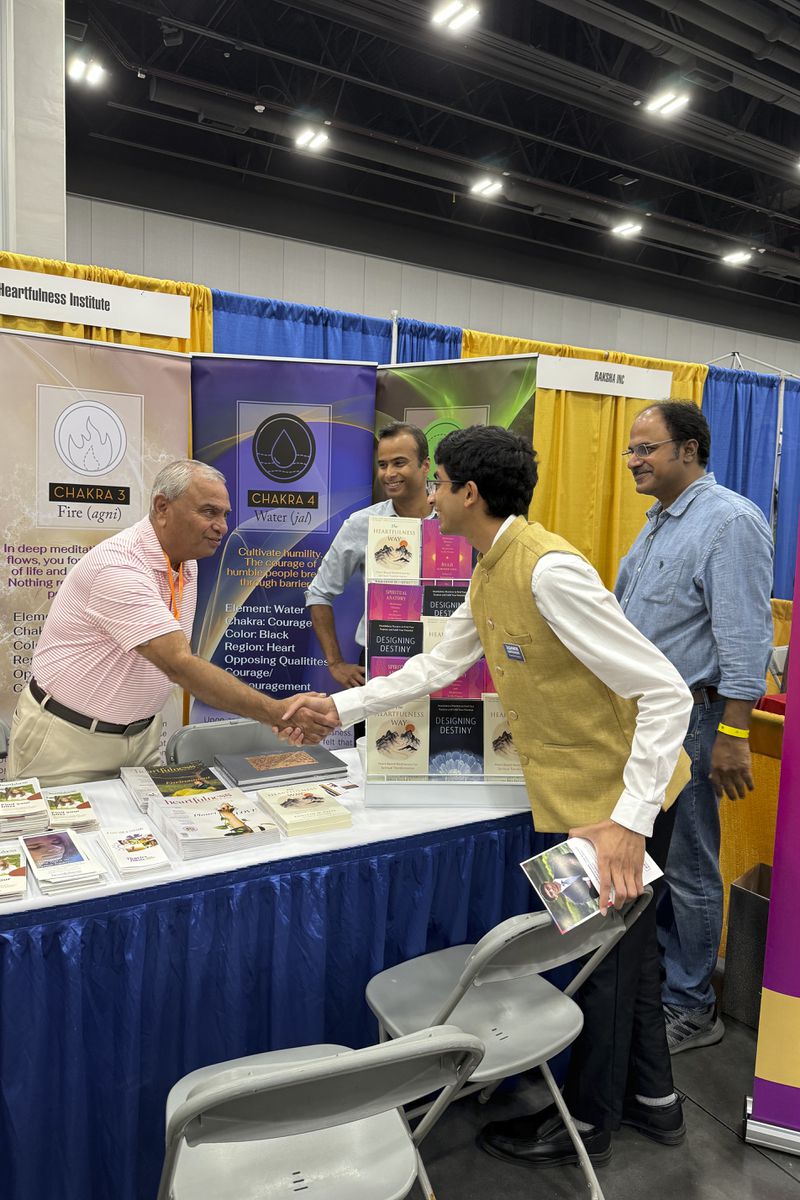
[279,694,341,744]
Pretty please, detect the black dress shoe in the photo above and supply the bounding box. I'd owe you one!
[621,1095,686,1145]
[478,1111,612,1168]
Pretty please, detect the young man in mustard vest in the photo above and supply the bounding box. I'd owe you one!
[284,425,693,1168]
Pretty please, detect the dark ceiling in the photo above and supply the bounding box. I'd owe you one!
[65,0,800,329]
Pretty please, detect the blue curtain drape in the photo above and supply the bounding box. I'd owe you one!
[0,815,556,1200]
[702,365,780,522]
[396,316,462,362]
[776,379,800,600]
[212,291,462,365]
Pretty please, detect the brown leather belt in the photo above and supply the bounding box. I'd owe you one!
[691,685,720,705]
[29,677,156,737]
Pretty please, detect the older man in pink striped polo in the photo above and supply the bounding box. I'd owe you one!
[8,460,335,788]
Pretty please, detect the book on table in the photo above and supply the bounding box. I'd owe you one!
[213,745,347,789]
[42,786,99,831]
[120,761,228,812]
[0,839,27,900]
[148,789,281,860]
[0,777,49,835]
[98,824,172,878]
[520,837,663,935]
[20,828,107,894]
[257,783,353,836]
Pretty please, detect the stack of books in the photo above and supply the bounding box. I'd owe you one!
[149,790,281,861]
[0,778,49,836]
[120,761,228,813]
[20,829,106,895]
[98,825,172,878]
[257,783,353,837]
[0,840,27,901]
[43,787,99,832]
[214,745,347,790]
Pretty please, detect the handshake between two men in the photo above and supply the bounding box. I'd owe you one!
[278,693,342,743]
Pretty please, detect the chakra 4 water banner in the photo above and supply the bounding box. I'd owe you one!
[190,354,377,725]
[0,328,191,752]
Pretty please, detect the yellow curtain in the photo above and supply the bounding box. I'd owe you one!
[0,251,213,353]
[771,598,793,647]
[462,330,708,586]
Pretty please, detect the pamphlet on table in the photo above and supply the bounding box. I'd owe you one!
[257,783,352,836]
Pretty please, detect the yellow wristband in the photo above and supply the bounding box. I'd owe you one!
[717,722,749,739]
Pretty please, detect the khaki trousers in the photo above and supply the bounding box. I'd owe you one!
[8,685,163,788]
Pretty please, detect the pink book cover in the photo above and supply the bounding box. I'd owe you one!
[421,520,473,581]
[368,656,407,680]
[367,582,423,622]
[432,658,486,700]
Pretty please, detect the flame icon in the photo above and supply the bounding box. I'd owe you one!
[67,415,114,473]
[54,401,127,476]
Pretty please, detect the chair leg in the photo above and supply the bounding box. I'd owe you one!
[414,1148,436,1200]
[477,1080,501,1104]
[540,1061,606,1200]
[378,1022,389,1043]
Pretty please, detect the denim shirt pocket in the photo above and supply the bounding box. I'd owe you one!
[638,556,685,604]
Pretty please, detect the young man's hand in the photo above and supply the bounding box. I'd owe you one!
[568,819,645,915]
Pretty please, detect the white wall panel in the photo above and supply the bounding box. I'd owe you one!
[283,239,325,305]
[65,196,92,267]
[91,201,144,277]
[435,270,471,329]
[363,256,402,320]
[400,264,437,321]
[66,196,800,376]
[238,231,285,300]
[323,248,365,314]
[192,221,240,292]
[142,211,194,285]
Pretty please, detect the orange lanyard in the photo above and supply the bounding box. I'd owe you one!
[163,554,184,621]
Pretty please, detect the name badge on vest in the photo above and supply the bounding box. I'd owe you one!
[503,642,526,662]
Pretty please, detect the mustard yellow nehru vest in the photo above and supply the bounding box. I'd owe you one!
[469,516,689,833]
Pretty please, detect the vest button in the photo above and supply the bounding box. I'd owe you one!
[508,709,518,721]
[495,666,504,676]
[518,753,529,765]
[487,618,495,629]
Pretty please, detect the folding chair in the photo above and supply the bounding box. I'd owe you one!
[166,718,288,765]
[156,1025,485,1200]
[0,719,9,759]
[366,888,654,1200]
[768,644,788,693]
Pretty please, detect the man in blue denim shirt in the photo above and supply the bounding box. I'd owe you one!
[616,402,773,1053]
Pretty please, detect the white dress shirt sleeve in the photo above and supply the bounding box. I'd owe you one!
[532,552,693,836]
[332,597,484,729]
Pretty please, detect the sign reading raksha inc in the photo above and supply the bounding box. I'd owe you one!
[0,266,190,339]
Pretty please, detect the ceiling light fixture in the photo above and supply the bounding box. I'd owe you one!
[722,249,752,265]
[645,90,690,117]
[432,2,480,32]
[67,57,87,82]
[612,221,642,237]
[470,177,502,198]
[295,128,329,151]
[85,62,105,86]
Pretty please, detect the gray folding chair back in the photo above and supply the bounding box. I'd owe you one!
[0,719,9,758]
[768,644,788,692]
[157,1026,484,1200]
[166,718,287,765]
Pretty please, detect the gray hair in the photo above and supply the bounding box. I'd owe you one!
[149,459,228,515]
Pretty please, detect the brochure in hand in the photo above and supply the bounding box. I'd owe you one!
[257,783,352,837]
[0,778,49,836]
[98,824,172,878]
[42,786,99,831]
[520,837,663,935]
[20,829,107,894]
[0,840,27,900]
[214,746,347,789]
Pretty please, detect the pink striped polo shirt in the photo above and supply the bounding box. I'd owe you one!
[31,517,198,724]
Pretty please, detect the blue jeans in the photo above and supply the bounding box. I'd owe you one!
[658,696,725,1011]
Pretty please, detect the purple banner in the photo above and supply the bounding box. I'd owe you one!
[190,355,377,721]
[752,516,800,1129]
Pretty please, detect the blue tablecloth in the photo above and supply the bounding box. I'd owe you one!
[1,813,555,1200]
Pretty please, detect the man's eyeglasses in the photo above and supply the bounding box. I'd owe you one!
[428,478,467,491]
[621,438,678,460]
